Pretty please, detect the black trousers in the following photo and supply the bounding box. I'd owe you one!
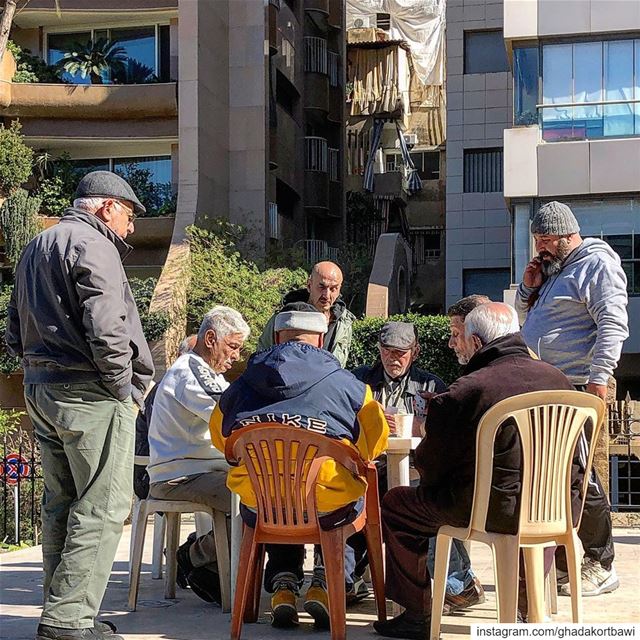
[556,385,615,572]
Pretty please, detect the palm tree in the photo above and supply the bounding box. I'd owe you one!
[56,38,127,84]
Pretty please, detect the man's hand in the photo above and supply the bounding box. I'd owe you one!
[523,257,544,289]
[585,382,607,401]
[384,412,397,436]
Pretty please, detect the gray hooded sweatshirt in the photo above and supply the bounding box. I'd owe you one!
[515,238,629,386]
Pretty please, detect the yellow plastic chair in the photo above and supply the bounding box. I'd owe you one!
[430,390,605,637]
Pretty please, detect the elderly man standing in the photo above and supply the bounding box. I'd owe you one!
[211,302,388,630]
[257,261,355,366]
[374,303,574,638]
[147,306,249,603]
[515,201,628,597]
[5,171,154,640]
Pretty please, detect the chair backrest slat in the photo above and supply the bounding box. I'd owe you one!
[226,423,369,535]
[469,391,605,538]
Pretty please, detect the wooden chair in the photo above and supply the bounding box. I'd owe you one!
[128,499,231,612]
[225,423,387,640]
[430,390,605,637]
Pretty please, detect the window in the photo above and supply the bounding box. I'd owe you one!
[410,229,442,266]
[411,151,440,180]
[376,13,391,30]
[464,30,509,75]
[463,268,511,301]
[540,39,640,140]
[47,25,164,84]
[61,156,173,214]
[385,152,402,172]
[513,47,539,125]
[463,148,503,193]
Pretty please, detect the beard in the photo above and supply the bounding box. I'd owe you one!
[539,238,571,277]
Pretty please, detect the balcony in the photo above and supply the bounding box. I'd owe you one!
[304,136,329,210]
[304,0,329,15]
[268,0,279,55]
[304,37,329,113]
[0,51,177,119]
[374,171,406,199]
[328,0,343,29]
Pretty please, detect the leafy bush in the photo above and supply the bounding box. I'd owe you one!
[7,41,63,84]
[346,313,460,385]
[0,189,43,271]
[114,163,176,216]
[0,121,33,197]
[0,286,20,375]
[129,277,171,341]
[187,224,307,354]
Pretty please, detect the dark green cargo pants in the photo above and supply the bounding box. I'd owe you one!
[25,382,135,630]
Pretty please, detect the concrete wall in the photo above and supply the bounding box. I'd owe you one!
[445,0,512,307]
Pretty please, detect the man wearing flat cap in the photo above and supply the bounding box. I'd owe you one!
[6,171,153,640]
[514,201,628,598]
[210,302,388,631]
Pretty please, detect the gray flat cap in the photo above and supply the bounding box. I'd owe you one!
[75,170,146,215]
[379,321,417,350]
[531,201,579,236]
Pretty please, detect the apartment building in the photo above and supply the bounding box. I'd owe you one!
[503,0,640,395]
[1,0,346,270]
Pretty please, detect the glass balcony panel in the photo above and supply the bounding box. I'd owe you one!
[47,32,92,84]
[513,47,538,126]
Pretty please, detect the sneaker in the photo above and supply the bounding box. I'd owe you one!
[270,577,299,628]
[559,559,619,597]
[346,576,370,605]
[443,577,485,614]
[36,624,123,640]
[94,622,116,635]
[303,578,330,629]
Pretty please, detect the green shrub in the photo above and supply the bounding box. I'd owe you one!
[0,121,33,197]
[7,41,63,84]
[346,313,460,385]
[0,286,20,374]
[0,189,43,271]
[129,277,171,341]
[187,224,307,354]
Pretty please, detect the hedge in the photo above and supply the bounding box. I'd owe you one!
[346,313,460,385]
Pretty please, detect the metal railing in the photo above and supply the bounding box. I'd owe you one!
[304,36,328,74]
[328,148,339,182]
[328,51,339,87]
[608,398,640,512]
[268,202,279,240]
[305,136,328,172]
[295,239,339,265]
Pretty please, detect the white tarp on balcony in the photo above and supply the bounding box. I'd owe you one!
[346,0,446,88]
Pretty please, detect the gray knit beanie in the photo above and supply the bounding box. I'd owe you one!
[531,201,580,235]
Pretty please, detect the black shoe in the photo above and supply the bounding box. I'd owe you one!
[373,612,430,640]
[94,621,116,635]
[36,624,123,640]
[186,566,222,605]
[346,576,370,605]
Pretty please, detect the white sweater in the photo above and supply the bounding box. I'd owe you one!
[147,352,229,483]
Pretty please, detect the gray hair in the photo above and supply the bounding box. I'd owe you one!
[177,335,196,356]
[73,196,108,212]
[198,305,250,341]
[464,303,520,345]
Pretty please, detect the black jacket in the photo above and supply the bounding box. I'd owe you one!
[415,332,574,534]
[352,362,446,414]
[5,208,154,405]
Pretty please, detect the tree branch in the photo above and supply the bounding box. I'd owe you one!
[0,0,18,64]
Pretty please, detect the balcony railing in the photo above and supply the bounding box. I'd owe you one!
[268,202,279,239]
[537,99,640,142]
[328,148,339,182]
[297,239,339,264]
[305,136,328,172]
[328,51,339,87]
[304,37,328,74]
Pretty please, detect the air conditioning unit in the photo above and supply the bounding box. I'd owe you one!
[395,133,418,148]
[352,16,373,28]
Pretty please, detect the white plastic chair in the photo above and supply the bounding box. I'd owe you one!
[128,499,231,612]
[430,390,604,637]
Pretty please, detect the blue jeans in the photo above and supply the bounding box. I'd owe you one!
[427,538,475,595]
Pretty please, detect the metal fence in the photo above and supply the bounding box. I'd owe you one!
[304,37,328,75]
[305,136,328,172]
[1,430,42,546]
[608,399,640,512]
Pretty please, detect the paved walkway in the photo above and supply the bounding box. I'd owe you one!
[2,523,639,640]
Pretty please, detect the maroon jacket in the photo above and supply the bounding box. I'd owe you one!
[415,332,574,534]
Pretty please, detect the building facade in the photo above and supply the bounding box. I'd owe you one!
[1,0,346,270]
[503,0,640,394]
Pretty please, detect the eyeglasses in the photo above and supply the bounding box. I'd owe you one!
[114,200,136,222]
